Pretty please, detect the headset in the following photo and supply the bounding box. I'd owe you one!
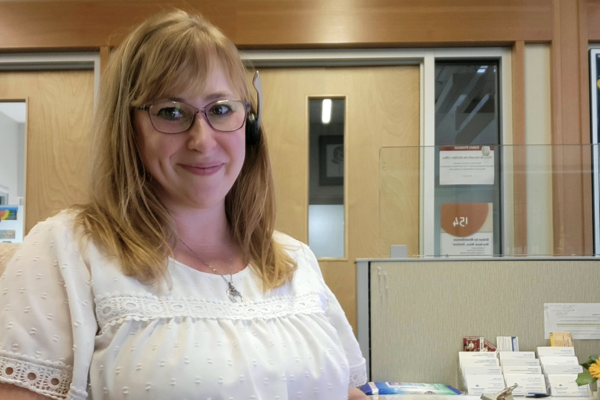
[245,71,263,147]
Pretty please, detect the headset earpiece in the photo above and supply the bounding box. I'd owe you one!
[246,71,263,147]
[245,111,260,146]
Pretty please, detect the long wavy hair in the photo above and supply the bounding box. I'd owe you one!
[74,10,296,290]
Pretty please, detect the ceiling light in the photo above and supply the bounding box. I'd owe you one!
[322,99,332,124]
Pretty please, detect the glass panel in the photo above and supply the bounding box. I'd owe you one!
[434,61,501,256]
[308,98,345,258]
[380,144,597,257]
[0,101,26,243]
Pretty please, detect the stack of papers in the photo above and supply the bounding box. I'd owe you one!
[459,352,504,395]
[537,347,590,397]
[499,351,547,396]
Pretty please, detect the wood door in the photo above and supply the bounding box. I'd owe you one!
[259,66,420,331]
[0,70,95,232]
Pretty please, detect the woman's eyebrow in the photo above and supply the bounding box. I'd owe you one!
[204,92,235,101]
[161,92,235,103]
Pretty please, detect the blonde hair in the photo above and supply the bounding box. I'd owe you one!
[74,10,296,290]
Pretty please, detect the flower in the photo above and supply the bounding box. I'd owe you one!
[590,361,600,379]
[577,355,600,386]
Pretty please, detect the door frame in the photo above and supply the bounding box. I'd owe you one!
[0,53,100,231]
[241,48,513,257]
[0,53,101,102]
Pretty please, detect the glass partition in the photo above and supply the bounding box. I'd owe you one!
[0,101,26,243]
[380,144,596,257]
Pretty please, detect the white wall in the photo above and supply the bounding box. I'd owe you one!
[17,123,25,199]
[524,44,553,255]
[0,110,19,205]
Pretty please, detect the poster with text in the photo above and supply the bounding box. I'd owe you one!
[439,146,494,185]
[440,203,493,256]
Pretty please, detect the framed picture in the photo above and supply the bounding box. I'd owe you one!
[319,135,344,186]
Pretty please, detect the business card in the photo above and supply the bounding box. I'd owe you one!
[546,374,592,397]
[462,366,502,375]
[539,356,579,366]
[542,364,584,374]
[501,366,542,375]
[464,375,505,395]
[502,374,547,396]
[460,358,500,366]
[500,358,540,367]
[537,346,575,357]
[498,351,535,360]
[459,351,498,360]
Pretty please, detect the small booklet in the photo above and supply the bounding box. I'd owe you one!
[550,332,573,347]
[359,382,461,395]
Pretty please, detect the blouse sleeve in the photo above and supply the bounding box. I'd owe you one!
[0,214,97,400]
[301,244,368,390]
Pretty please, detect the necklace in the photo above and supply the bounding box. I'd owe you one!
[178,238,243,303]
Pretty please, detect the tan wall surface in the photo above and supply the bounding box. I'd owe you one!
[369,258,600,385]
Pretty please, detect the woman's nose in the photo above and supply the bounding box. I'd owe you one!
[187,113,217,151]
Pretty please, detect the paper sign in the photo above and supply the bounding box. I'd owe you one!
[544,303,600,339]
[439,146,495,185]
[440,203,493,256]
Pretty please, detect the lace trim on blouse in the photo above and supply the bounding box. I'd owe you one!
[348,358,368,389]
[0,350,86,400]
[96,291,326,334]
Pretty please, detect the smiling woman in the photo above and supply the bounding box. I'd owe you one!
[0,9,367,400]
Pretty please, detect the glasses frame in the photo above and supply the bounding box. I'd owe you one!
[137,99,251,134]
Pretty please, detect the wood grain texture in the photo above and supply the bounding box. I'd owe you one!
[551,0,594,255]
[100,46,111,76]
[588,0,600,40]
[0,70,94,232]
[259,66,420,331]
[512,41,527,254]
[0,0,552,50]
[370,259,600,384]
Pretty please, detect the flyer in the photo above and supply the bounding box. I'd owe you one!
[439,146,494,185]
[544,303,600,339]
[440,203,493,256]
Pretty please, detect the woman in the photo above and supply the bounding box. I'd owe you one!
[0,10,367,400]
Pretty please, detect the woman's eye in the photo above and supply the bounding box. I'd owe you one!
[156,107,184,120]
[209,103,233,117]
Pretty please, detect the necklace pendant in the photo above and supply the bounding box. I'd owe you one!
[227,282,243,303]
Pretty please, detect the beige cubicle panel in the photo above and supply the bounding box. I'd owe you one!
[357,258,600,386]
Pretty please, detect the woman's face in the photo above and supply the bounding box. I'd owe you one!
[134,64,246,212]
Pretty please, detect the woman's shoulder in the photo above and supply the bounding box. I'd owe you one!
[28,209,79,237]
[272,230,323,280]
[272,230,308,257]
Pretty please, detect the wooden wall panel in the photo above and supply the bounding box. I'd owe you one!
[0,71,94,232]
[260,66,419,331]
[551,0,593,255]
[588,0,600,40]
[0,0,552,50]
[512,41,528,254]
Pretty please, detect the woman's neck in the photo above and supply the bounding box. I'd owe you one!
[167,201,231,247]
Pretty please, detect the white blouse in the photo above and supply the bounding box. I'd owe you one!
[0,211,366,400]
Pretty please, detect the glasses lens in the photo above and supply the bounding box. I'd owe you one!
[149,101,194,134]
[206,100,248,132]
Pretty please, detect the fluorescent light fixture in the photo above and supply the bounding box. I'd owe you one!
[322,99,332,124]
[477,66,488,74]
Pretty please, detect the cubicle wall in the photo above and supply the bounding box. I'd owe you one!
[356,258,600,385]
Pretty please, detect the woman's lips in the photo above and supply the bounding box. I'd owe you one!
[180,163,224,176]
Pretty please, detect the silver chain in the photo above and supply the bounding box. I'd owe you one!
[177,237,243,303]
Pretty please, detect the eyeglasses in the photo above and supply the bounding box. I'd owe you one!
[137,99,251,134]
